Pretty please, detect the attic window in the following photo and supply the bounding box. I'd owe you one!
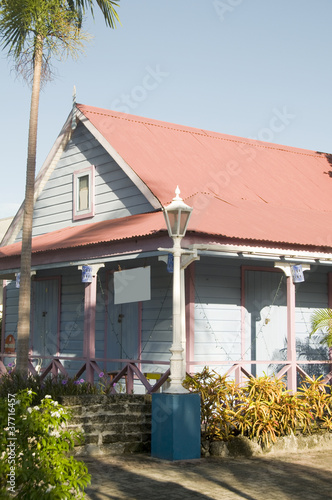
[73,166,95,221]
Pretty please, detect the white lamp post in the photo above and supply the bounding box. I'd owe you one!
[163,186,193,394]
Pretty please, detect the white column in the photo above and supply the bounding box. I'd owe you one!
[164,237,188,394]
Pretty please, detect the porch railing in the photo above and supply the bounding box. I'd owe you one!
[1,355,331,393]
[0,355,171,394]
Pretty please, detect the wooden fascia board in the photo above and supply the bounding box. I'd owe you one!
[0,233,170,272]
[76,109,162,210]
[1,112,73,246]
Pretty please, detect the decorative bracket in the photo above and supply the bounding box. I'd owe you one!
[158,247,200,270]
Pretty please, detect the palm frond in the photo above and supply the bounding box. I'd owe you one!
[74,0,120,28]
[310,308,332,348]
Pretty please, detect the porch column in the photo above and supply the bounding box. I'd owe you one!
[274,263,310,393]
[79,264,104,384]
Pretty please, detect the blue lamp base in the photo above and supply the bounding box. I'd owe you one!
[151,393,201,461]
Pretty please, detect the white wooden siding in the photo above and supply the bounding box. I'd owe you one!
[15,122,154,240]
[140,259,173,372]
[193,258,242,373]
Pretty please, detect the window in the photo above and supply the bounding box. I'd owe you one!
[73,166,95,220]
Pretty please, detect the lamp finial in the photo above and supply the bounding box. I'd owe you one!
[174,186,181,200]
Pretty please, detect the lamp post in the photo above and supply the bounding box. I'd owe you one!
[151,186,200,461]
[163,186,192,394]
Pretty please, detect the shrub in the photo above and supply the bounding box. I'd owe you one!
[184,368,332,448]
[0,389,91,498]
[0,371,100,406]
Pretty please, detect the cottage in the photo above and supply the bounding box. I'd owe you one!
[1,104,332,392]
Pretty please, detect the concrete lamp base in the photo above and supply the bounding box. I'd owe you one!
[151,393,201,461]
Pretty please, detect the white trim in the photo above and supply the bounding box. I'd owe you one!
[189,243,332,263]
[73,165,95,220]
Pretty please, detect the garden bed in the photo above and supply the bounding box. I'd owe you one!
[203,432,332,458]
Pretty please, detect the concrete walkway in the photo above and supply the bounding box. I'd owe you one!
[82,450,332,500]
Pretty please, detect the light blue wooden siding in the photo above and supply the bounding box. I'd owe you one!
[96,269,139,373]
[140,259,173,372]
[193,258,242,373]
[16,122,154,239]
[58,268,85,374]
[294,266,331,377]
[32,278,59,358]
[24,267,85,375]
[295,267,329,337]
[3,279,19,340]
[244,269,287,377]
[2,281,19,369]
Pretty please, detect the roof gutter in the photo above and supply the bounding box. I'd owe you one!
[189,243,332,264]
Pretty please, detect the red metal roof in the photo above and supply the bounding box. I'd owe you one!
[76,104,332,249]
[2,104,332,262]
[0,212,165,259]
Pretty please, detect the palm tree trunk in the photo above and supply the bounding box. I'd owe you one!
[16,40,43,375]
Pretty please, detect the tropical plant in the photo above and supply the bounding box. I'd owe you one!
[310,308,332,374]
[0,0,120,376]
[0,388,90,498]
[185,367,332,449]
[310,308,332,348]
[183,367,241,441]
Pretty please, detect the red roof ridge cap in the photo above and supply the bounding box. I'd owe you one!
[77,104,329,159]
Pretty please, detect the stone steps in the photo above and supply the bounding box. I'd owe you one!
[60,394,152,455]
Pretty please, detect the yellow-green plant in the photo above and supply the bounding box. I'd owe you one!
[183,367,241,440]
[184,368,332,448]
[298,376,332,430]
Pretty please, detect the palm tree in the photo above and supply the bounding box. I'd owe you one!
[0,0,120,375]
[310,308,332,377]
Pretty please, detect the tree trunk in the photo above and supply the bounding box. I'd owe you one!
[16,41,43,375]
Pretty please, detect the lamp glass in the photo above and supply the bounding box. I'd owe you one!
[165,208,192,238]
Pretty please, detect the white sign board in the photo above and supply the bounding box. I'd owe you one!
[114,266,151,305]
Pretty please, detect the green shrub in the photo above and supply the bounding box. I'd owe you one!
[0,389,90,499]
[184,368,332,448]
[0,371,103,405]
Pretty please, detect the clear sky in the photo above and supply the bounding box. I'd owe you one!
[1,0,332,219]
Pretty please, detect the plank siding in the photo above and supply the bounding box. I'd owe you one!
[3,281,19,340]
[294,266,332,376]
[15,122,154,240]
[193,258,242,373]
[140,259,173,372]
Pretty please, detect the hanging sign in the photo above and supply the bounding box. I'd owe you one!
[15,273,20,288]
[291,265,305,283]
[114,266,151,304]
[81,265,93,283]
[167,253,174,273]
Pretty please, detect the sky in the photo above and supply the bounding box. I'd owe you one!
[1,0,332,219]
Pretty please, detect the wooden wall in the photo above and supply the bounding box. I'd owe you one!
[15,122,154,240]
[3,258,332,383]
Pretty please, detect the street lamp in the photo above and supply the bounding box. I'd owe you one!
[163,186,192,394]
[151,186,200,461]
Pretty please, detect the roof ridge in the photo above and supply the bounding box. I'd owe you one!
[78,104,326,159]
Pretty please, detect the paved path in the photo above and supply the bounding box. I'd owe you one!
[82,450,332,500]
